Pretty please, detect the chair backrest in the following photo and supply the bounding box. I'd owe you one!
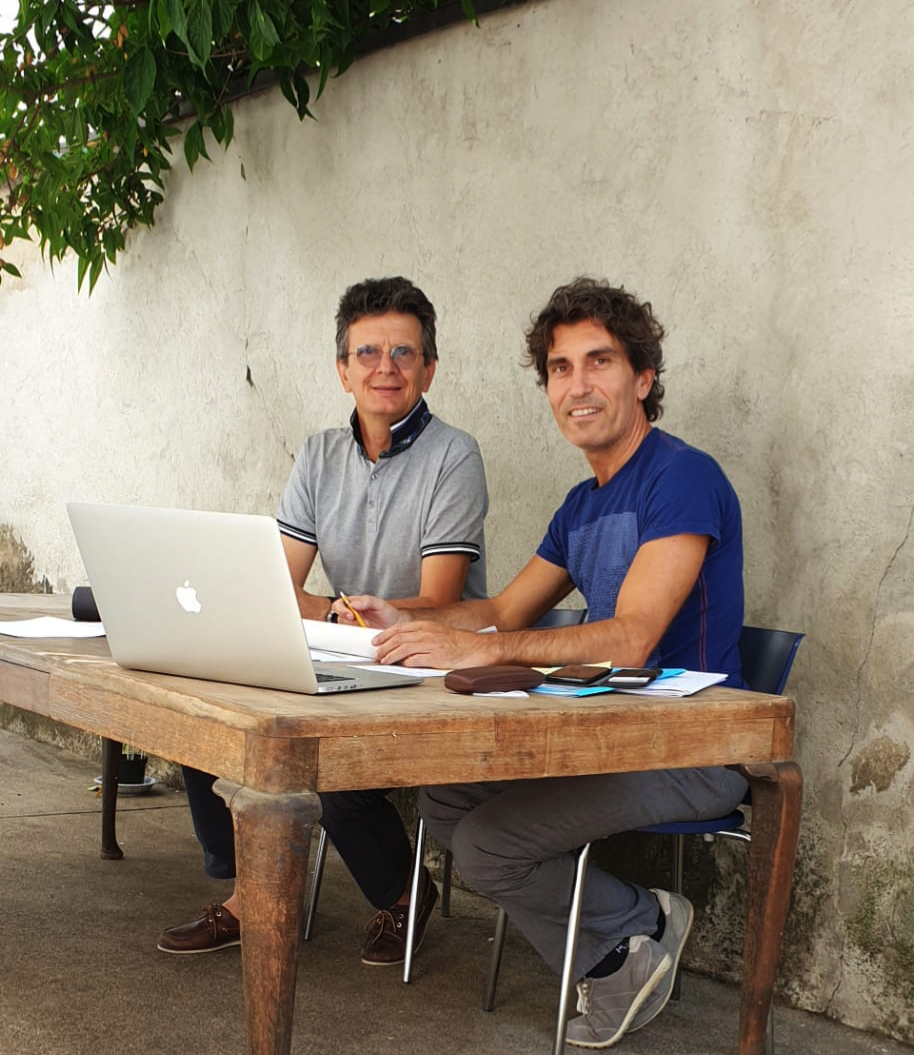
[738,625,804,694]
[532,608,588,629]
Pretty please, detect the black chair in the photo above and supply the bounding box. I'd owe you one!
[482,625,804,1055]
[302,607,589,984]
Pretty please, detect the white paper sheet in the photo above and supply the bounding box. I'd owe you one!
[0,616,106,639]
[309,649,374,664]
[302,619,379,659]
[371,664,447,678]
[622,671,727,696]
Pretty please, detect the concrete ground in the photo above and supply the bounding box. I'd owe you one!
[0,728,910,1055]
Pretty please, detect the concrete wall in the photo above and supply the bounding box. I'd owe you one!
[3,0,913,1042]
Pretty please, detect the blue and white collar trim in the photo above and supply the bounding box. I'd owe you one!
[350,398,433,459]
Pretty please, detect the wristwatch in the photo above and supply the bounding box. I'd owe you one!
[325,596,338,623]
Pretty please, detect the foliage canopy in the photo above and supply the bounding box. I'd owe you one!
[0,0,476,290]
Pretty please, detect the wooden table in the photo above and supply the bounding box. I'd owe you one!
[0,594,801,1055]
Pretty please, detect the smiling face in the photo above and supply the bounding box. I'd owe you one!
[545,319,655,478]
[336,311,436,428]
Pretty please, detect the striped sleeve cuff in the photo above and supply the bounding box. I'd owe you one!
[421,542,482,563]
[277,519,317,547]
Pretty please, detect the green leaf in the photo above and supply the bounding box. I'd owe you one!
[460,0,478,26]
[187,0,214,69]
[293,66,312,119]
[0,260,22,279]
[88,253,104,294]
[278,67,296,110]
[39,0,59,39]
[221,105,234,148]
[183,121,211,170]
[211,0,234,41]
[247,0,279,61]
[166,0,189,46]
[124,46,157,115]
[183,120,201,169]
[210,103,234,146]
[316,60,329,101]
[155,0,172,42]
[76,252,90,291]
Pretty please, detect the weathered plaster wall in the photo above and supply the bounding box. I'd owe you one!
[3,0,913,1041]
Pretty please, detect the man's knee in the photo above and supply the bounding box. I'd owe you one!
[448,811,533,897]
[418,784,479,849]
[318,789,390,828]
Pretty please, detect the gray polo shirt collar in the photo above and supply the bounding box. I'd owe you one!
[349,397,433,460]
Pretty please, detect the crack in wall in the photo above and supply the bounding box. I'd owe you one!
[838,501,914,768]
[824,939,847,1016]
[244,353,296,463]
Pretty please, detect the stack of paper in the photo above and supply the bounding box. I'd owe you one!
[531,670,727,699]
[622,670,727,697]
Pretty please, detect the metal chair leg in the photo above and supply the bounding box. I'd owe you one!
[765,999,776,1055]
[671,832,685,1000]
[441,848,453,917]
[553,843,592,1055]
[403,815,427,984]
[483,907,508,1011]
[302,825,327,942]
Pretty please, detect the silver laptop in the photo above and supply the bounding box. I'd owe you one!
[66,502,423,695]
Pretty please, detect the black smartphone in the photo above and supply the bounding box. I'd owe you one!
[602,667,661,688]
[544,664,612,685]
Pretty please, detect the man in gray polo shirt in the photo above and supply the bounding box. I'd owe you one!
[158,276,488,967]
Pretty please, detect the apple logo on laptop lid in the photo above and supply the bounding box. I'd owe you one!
[176,580,202,614]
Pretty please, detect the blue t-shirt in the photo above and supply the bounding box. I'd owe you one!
[537,429,745,686]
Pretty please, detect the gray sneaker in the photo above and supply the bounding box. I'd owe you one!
[627,888,694,1034]
[565,935,672,1049]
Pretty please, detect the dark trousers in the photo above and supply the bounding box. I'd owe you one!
[181,766,413,909]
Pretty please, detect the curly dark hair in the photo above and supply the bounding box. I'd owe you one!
[524,277,666,421]
[335,276,438,364]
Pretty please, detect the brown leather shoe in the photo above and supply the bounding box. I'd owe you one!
[157,904,241,955]
[361,866,439,966]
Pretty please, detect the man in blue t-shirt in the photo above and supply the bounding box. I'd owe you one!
[344,277,748,1049]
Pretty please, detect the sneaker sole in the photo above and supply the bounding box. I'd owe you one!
[565,950,673,1049]
[626,890,694,1034]
[156,937,241,955]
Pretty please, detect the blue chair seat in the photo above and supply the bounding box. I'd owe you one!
[639,809,747,836]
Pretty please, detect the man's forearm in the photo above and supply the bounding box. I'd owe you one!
[475,618,656,668]
[294,585,333,621]
[373,611,659,670]
[392,596,500,628]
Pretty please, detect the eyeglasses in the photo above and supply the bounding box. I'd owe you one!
[350,344,421,368]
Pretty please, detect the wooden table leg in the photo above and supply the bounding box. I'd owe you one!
[737,761,803,1055]
[100,736,123,860]
[215,778,322,1055]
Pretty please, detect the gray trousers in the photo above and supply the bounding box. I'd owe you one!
[418,766,747,980]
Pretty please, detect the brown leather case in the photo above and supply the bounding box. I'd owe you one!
[444,665,545,694]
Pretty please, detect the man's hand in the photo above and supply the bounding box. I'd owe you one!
[330,594,403,630]
[373,622,497,669]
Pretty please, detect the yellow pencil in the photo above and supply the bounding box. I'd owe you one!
[339,592,368,628]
